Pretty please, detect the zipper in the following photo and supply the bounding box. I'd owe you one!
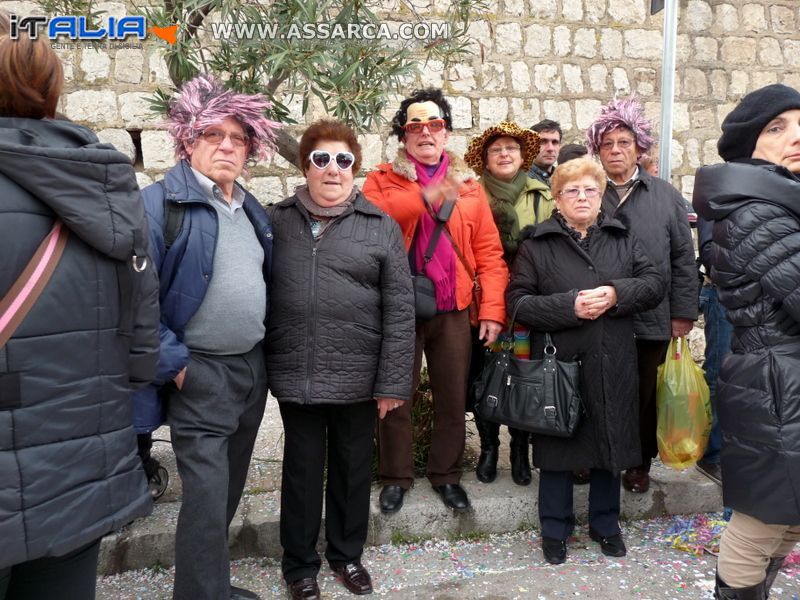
[304,244,318,403]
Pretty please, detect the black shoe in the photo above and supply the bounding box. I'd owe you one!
[589,529,626,557]
[696,460,722,486]
[714,573,768,599]
[432,483,470,512]
[476,445,499,483]
[510,439,532,486]
[379,485,405,514]
[541,537,567,565]
[230,586,261,600]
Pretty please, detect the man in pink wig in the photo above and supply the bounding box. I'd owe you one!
[133,74,279,600]
[586,96,697,495]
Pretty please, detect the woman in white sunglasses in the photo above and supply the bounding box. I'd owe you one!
[265,119,415,600]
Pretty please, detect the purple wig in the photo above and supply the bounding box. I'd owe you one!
[585,95,655,156]
[166,74,280,162]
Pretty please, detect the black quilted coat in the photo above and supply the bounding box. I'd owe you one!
[693,160,800,524]
[266,190,415,404]
[506,217,664,472]
[601,169,698,339]
[0,117,159,568]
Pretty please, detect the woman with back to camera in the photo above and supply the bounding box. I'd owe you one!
[0,11,159,598]
[505,157,663,565]
[693,83,800,599]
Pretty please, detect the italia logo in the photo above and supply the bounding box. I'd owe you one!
[8,14,178,44]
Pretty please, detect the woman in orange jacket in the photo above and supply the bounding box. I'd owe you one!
[363,87,508,514]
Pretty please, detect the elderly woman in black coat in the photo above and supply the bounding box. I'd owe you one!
[266,119,415,599]
[693,84,800,600]
[506,157,664,565]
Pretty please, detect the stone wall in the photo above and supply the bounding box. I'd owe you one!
[3,0,800,202]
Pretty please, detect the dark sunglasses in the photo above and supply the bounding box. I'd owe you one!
[308,150,355,171]
[403,119,446,134]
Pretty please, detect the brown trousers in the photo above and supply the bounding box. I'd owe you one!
[718,510,800,587]
[378,310,471,489]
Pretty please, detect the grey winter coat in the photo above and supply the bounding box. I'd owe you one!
[693,160,800,524]
[265,190,415,404]
[506,217,664,472]
[0,117,159,568]
[601,169,698,339]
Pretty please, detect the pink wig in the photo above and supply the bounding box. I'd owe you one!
[585,95,655,156]
[166,74,280,162]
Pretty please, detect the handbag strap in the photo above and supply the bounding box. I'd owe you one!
[419,199,455,273]
[506,296,556,355]
[442,226,480,291]
[0,221,69,349]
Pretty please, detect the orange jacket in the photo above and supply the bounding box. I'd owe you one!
[363,149,508,324]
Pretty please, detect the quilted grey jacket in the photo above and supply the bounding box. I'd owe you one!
[0,117,158,568]
[265,190,415,404]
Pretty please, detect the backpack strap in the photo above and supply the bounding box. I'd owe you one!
[0,221,69,349]
[159,181,186,250]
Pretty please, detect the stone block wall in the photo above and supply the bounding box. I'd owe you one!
[3,0,800,202]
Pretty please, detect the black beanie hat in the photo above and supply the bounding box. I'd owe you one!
[718,84,800,161]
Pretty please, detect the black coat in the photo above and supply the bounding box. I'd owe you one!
[602,170,698,339]
[265,190,416,405]
[693,160,800,524]
[0,118,159,568]
[506,217,664,472]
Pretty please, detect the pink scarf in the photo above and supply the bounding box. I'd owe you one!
[408,153,457,313]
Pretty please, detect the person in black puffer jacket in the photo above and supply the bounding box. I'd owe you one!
[266,120,415,599]
[693,84,800,600]
[0,15,159,598]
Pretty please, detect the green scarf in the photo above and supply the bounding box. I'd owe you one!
[481,170,527,204]
[481,170,527,264]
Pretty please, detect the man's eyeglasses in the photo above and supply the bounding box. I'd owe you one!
[199,129,249,147]
[403,119,447,134]
[559,187,601,200]
[487,144,521,156]
[308,150,356,171]
[599,138,634,151]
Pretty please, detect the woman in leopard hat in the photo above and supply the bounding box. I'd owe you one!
[463,121,547,487]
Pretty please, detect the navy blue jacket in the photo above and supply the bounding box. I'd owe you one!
[132,160,273,432]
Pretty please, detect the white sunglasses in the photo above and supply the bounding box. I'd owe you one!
[308,150,355,171]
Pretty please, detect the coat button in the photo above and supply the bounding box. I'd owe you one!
[593,353,599,358]
[203,273,209,280]
[588,266,594,271]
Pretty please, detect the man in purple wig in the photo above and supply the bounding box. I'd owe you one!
[586,96,697,495]
[132,74,279,600]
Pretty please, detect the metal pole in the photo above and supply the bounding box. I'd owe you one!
[658,0,678,182]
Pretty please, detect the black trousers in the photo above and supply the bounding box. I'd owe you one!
[279,400,377,583]
[538,469,620,541]
[636,339,670,469]
[0,540,100,600]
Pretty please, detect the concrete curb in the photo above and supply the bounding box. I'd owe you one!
[97,463,722,575]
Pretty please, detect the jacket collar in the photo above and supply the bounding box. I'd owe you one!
[528,214,627,239]
[694,160,800,221]
[163,160,256,206]
[388,148,475,184]
[280,187,382,216]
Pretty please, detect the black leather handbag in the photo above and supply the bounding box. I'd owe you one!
[473,308,583,437]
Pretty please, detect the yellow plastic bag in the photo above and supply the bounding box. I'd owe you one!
[656,337,712,470]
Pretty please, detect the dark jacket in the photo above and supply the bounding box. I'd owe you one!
[131,161,273,433]
[506,217,664,472]
[601,169,698,339]
[0,117,159,568]
[693,160,800,524]
[266,190,415,404]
